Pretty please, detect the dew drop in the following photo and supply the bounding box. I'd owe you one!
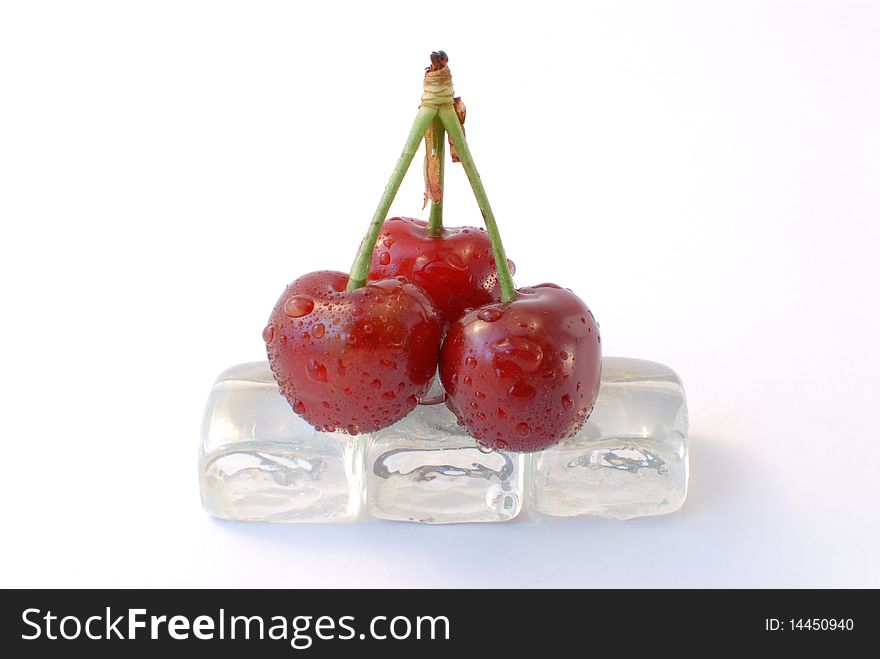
[496,438,509,450]
[493,337,544,371]
[382,391,396,400]
[559,351,568,360]
[380,358,397,369]
[347,334,358,345]
[476,391,486,400]
[363,323,374,334]
[561,394,574,410]
[497,407,507,419]
[301,332,310,341]
[262,324,275,343]
[463,375,473,386]
[371,379,381,389]
[406,394,418,406]
[477,308,503,323]
[576,382,582,391]
[383,237,395,248]
[347,424,359,435]
[284,295,314,318]
[508,380,536,400]
[353,307,363,317]
[516,422,531,436]
[312,323,325,339]
[465,356,478,369]
[293,399,306,415]
[306,359,328,383]
[378,252,391,266]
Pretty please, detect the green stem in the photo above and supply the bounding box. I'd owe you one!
[438,105,517,303]
[347,106,438,290]
[427,116,445,235]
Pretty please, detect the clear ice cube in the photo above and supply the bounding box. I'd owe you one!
[528,357,688,520]
[364,378,524,523]
[199,362,362,523]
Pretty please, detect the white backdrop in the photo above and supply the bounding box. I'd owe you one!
[2,0,878,588]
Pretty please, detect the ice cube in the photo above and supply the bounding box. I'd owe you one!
[528,357,688,520]
[199,362,362,522]
[364,379,524,523]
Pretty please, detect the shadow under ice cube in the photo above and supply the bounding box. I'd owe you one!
[199,362,361,522]
[365,393,524,524]
[529,357,689,520]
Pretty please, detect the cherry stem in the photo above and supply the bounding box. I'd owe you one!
[439,105,517,303]
[347,106,438,290]
[427,116,446,236]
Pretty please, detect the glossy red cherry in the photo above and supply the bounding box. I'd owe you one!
[439,284,601,452]
[265,270,443,434]
[367,217,514,324]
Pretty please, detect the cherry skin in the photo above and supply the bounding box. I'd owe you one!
[367,217,515,325]
[265,270,443,434]
[439,284,601,452]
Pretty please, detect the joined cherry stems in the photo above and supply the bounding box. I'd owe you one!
[346,52,517,304]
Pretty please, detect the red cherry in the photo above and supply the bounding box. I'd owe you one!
[265,270,443,434]
[439,284,601,452]
[367,217,515,324]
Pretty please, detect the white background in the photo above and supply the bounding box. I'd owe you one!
[2,0,878,588]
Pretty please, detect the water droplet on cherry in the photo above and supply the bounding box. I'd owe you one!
[293,399,306,414]
[493,337,544,371]
[516,422,531,436]
[477,308,503,323]
[382,391,396,400]
[284,295,314,318]
[312,323,325,339]
[465,356,478,369]
[306,359,327,383]
[508,380,536,399]
[561,394,574,410]
[262,324,275,343]
[378,252,391,265]
[380,358,396,369]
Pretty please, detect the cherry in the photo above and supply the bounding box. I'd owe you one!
[367,217,514,324]
[265,270,443,434]
[439,284,601,452]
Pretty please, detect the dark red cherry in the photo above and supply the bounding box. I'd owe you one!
[367,217,515,324]
[439,284,601,452]
[265,270,443,434]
